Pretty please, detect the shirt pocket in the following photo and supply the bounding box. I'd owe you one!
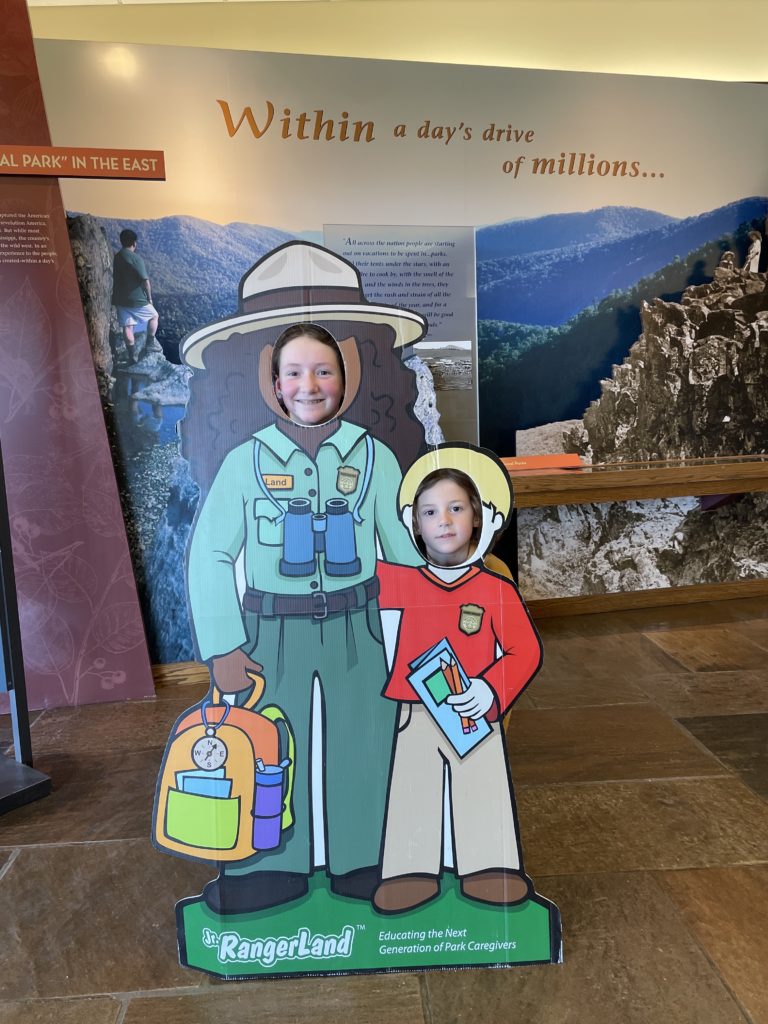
[252,498,287,547]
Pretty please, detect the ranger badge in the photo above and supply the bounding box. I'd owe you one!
[336,466,360,495]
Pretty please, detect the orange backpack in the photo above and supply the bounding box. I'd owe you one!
[152,682,295,863]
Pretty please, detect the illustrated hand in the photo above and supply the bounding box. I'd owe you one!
[446,676,495,720]
[211,648,264,695]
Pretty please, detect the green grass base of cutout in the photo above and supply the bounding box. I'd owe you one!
[177,872,561,979]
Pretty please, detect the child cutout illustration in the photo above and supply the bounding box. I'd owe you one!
[374,444,543,914]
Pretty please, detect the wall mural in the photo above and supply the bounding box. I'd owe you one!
[32,41,768,674]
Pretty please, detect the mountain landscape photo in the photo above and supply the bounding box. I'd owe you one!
[68,212,299,662]
[476,197,768,453]
[69,200,768,654]
[516,250,768,599]
[84,214,297,360]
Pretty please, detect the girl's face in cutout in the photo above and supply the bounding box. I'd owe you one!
[414,478,480,567]
[274,335,345,426]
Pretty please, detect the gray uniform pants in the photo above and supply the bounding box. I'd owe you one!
[226,599,396,879]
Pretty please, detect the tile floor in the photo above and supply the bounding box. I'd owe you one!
[1,597,768,1023]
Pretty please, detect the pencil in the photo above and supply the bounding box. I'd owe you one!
[448,658,473,734]
[440,658,456,693]
[441,658,470,733]
[450,659,478,733]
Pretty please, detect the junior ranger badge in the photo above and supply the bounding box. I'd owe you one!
[459,603,484,635]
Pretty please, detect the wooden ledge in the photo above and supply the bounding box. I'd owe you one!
[507,455,768,508]
[528,578,768,617]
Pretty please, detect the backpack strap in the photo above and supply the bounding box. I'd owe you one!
[259,705,295,830]
[351,433,375,523]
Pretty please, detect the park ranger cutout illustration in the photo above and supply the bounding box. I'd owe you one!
[154,242,427,911]
[152,242,560,979]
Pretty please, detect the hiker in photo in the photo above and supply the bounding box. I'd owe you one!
[112,228,160,363]
[179,241,427,914]
[744,230,762,273]
[373,445,542,914]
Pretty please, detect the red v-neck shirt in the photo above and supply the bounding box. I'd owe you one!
[376,562,543,719]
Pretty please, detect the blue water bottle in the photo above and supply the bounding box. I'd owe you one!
[252,757,291,850]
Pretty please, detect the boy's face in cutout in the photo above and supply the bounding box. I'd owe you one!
[402,493,505,568]
[414,479,479,567]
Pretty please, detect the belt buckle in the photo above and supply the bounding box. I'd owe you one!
[311,591,328,621]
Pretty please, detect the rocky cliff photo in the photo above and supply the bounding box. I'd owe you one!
[517,251,768,599]
[68,213,196,662]
[565,254,768,461]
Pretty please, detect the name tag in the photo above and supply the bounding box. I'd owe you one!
[262,474,293,490]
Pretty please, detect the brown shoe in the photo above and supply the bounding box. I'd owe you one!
[460,869,531,906]
[373,875,439,913]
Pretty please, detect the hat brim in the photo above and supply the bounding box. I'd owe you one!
[181,303,427,369]
[399,445,514,520]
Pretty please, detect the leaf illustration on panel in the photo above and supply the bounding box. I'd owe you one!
[19,603,75,676]
[13,541,96,605]
[4,452,50,492]
[110,549,141,588]
[16,582,56,631]
[81,456,127,538]
[43,546,99,606]
[91,601,146,654]
[82,494,126,539]
[19,477,81,536]
[0,279,53,422]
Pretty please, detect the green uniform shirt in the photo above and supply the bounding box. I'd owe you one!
[188,421,420,661]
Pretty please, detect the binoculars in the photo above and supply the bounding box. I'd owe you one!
[279,498,361,578]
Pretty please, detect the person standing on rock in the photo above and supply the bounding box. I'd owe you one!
[112,228,160,363]
[744,231,762,273]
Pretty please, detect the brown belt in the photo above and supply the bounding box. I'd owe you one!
[242,577,380,621]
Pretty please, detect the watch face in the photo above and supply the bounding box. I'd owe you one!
[192,735,229,771]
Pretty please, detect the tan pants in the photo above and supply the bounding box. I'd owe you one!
[381,704,523,879]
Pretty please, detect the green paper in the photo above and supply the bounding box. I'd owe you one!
[423,668,452,705]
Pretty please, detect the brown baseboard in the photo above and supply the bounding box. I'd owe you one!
[527,578,768,618]
[151,660,208,686]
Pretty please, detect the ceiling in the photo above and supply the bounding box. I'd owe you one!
[26,0,768,83]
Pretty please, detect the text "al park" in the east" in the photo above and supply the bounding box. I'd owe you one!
[0,146,166,180]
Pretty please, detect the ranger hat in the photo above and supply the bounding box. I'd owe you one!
[181,241,427,368]
[399,444,514,521]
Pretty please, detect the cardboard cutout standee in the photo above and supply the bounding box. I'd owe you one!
[152,242,561,978]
